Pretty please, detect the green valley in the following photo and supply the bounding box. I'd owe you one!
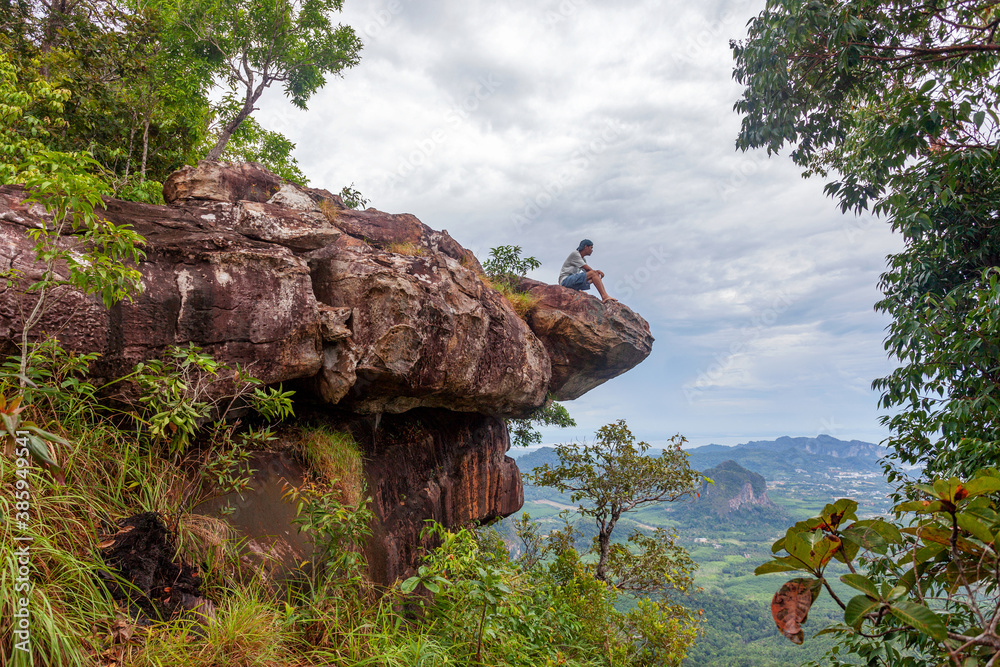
[509,434,897,667]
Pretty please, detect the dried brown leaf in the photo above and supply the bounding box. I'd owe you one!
[771,578,821,644]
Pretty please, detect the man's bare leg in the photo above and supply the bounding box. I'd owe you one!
[586,270,617,303]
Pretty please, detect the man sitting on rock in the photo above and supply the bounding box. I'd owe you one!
[557,239,617,303]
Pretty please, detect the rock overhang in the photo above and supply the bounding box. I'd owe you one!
[0,161,656,582]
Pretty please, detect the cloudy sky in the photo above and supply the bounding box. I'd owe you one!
[255,0,903,447]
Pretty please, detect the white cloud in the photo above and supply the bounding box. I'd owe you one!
[254,0,905,446]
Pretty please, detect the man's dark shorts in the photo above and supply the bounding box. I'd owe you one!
[561,271,590,291]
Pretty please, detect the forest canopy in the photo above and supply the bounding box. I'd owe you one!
[0,0,361,196]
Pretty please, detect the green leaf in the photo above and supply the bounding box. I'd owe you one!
[888,600,947,642]
[25,434,58,467]
[784,530,819,567]
[755,558,805,575]
[840,574,879,599]
[957,512,995,544]
[964,477,1000,498]
[897,500,947,513]
[400,576,419,593]
[841,523,887,554]
[844,594,881,630]
[821,499,858,527]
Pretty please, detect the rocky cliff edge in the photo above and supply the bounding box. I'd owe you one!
[0,161,654,581]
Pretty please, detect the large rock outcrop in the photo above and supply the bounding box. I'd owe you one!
[349,409,522,583]
[697,460,774,515]
[520,278,654,400]
[0,161,654,581]
[0,172,549,416]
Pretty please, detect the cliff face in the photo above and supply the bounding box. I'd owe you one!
[724,480,771,512]
[698,460,774,515]
[0,161,655,582]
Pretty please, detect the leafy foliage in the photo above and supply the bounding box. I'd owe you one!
[0,52,70,184]
[734,8,1000,660]
[530,419,703,585]
[483,244,541,292]
[2,0,353,191]
[398,522,700,666]
[758,473,1000,665]
[1,55,147,393]
[338,182,368,209]
[132,343,294,454]
[733,0,1000,476]
[285,479,373,593]
[3,0,216,190]
[182,0,363,159]
[508,395,576,448]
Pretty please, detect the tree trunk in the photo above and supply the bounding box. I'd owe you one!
[124,121,136,183]
[595,510,620,582]
[205,123,236,162]
[205,92,256,161]
[596,529,611,581]
[140,111,151,182]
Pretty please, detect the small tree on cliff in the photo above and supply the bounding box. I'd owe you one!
[529,419,703,590]
[181,0,362,161]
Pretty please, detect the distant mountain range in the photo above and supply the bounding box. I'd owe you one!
[684,434,886,479]
[512,434,889,482]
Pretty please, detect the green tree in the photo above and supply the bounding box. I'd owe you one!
[508,395,575,448]
[529,420,702,588]
[758,474,1000,666]
[180,0,362,160]
[338,182,368,209]
[1,0,217,192]
[483,244,541,292]
[733,4,1000,663]
[733,0,1000,476]
[0,53,144,378]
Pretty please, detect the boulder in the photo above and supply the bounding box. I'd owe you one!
[163,161,285,204]
[307,239,550,416]
[0,178,549,416]
[519,278,654,400]
[0,162,656,582]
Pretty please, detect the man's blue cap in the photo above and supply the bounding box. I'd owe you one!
[577,239,593,251]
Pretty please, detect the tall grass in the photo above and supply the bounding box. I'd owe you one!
[290,426,363,505]
[0,427,151,667]
[479,275,540,320]
[127,589,294,667]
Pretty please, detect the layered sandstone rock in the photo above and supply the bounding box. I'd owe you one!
[519,278,654,400]
[0,170,548,416]
[346,409,522,583]
[0,161,653,582]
